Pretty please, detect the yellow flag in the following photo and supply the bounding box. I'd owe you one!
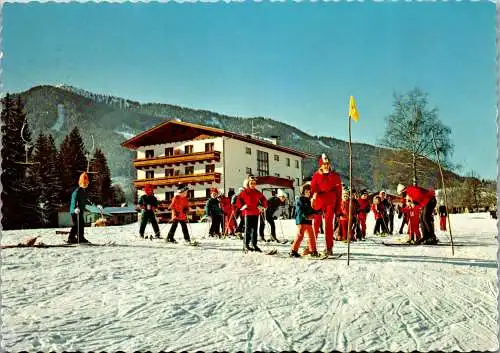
[349,96,359,122]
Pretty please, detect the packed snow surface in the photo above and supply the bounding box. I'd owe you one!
[1,213,498,352]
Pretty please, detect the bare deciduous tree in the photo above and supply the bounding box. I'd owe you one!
[378,88,454,187]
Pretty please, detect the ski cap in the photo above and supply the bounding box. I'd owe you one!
[397,183,406,194]
[79,172,89,188]
[144,183,154,195]
[318,153,331,169]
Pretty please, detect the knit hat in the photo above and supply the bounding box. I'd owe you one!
[79,172,89,188]
[397,183,406,194]
[318,153,331,169]
[360,189,368,195]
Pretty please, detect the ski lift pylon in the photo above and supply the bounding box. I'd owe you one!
[80,134,98,174]
[15,122,39,166]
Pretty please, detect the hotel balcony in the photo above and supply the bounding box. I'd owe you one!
[134,151,221,169]
[134,172,221,189]
[158,197,209,210]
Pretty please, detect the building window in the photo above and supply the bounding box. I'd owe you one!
[165,168,174,177]
[274,173,280,177]
[185,166,194,175]
[174,170,180,176]
[274,155,279,161]
[296,178,300,186]
[205,143,214,152]
[206,164,215,173]
[165,147,174,156]
[145,170,154,179]
[286,158,290,167]
[187,190,194,199]
[257,150,269,177]
[145,149,154,158]
[245,147,251,155]
[246,167,252,175]
[185,145,193,154]
[295,160,299,168]
[165,191,174,201]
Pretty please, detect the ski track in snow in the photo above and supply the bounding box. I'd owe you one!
[0,213,498,352]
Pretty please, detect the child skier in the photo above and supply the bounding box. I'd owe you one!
[67,172,91,244]
[407,200,422,243]
[357,189,371,240]
[290,182,319,258]
[337,189,358,242]
[438,201,447,231]
[235,175,268,252]
[138,183,161,239]
[205,187,223,237]
[371,195,387,235]
[167,185,192,244]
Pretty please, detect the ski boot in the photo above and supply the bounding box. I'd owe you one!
[289,250,301,258]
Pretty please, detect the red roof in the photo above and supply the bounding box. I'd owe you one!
[121,120,313,158]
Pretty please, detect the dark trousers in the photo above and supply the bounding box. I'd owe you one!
[69,213,85,241]
[374,218,386,234]
[399,217,409,234]
[209,214,223,235]
[388,213,394,234]
[139,211,160,237]
[245,215,259,247]
[259,214,277,240]
[168,220,190,241]
[420,197,437,240]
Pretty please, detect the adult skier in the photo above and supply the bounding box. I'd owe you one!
[397,183,438,245]
[67,172,91,244]
[310,153,343,256]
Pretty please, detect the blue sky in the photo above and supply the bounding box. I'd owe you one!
[3,2,497,180]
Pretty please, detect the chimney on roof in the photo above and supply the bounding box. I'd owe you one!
[270,135,280,145]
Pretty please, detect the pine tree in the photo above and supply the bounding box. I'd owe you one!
[58,127,88,207]
[1,95,37,229]
[87,148,114,206]
[32,133,63,227]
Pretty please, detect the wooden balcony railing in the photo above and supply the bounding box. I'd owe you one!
[134,172,221,189]
[158,197,209,210]
[134,151,221,169]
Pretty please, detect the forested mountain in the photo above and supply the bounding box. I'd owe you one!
[14,85,463,199]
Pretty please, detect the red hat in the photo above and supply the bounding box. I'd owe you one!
[144,183,154,193]
[318,153,331,168]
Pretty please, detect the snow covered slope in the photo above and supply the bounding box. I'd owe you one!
[1,213,498,352]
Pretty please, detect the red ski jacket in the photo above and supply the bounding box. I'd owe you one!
[310,170,342,213]
[235,188,268,217]
[371,203,385,220]
[339,199,358,220]
[170,195,189,221]
[220,196,231,215]
[405,186,435,207]
[357,198,371,215]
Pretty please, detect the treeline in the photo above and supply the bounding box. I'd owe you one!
[1,94,125,230]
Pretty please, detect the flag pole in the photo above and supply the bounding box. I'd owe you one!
[431,130,455,256]
[347,116,353,266]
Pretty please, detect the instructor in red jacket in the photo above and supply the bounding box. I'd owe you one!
[397,183,438,245]
[310,153,343,256]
